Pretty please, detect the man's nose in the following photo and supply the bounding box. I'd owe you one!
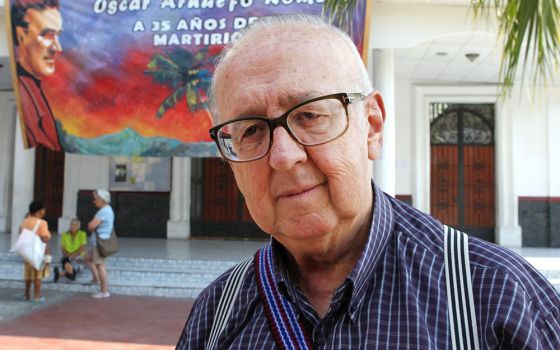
[51,35,62,52]
[268,127,307,171]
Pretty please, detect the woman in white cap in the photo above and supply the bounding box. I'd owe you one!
[85,189,114,298]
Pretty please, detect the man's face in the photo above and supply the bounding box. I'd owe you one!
[92,194,103,208]
[214,26,382,250]
[16,7,63,79]
[70,221,79,233]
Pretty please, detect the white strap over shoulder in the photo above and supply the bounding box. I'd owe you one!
[206,257,252,350]
[444,225,480,350]
[31,219,42,234]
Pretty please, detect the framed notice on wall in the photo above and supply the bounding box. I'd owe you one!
[109,157,171,192]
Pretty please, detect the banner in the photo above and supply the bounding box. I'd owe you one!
[7,0,370,157]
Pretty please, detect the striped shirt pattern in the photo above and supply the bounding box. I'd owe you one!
[177,185,560,349]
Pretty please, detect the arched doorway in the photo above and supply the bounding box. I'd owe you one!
[430,103,495,242]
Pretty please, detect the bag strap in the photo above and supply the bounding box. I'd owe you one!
[254,244,313,350]
[206,257,252,350]
[31,220,41,233]
[444,225,480,350]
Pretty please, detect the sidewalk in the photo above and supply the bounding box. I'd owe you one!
[0,287,193,350]
[1,232,557,349]
[0,234,264,349]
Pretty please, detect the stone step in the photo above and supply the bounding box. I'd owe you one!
[0,252,236,298]
[0,280,203,299]
[0,264,223,287]
[0,252,237,273]
[2,253,558,297]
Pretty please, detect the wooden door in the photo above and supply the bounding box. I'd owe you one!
[33,146,64,232]
[430,104,495,242]
[190,158,266,238]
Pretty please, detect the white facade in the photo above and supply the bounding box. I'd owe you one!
[0,1,559,247]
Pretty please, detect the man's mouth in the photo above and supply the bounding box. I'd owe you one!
[278,183,322,199]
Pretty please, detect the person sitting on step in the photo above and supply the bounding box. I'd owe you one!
[54,218,87,282]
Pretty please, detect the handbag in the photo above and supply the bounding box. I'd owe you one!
[10,221,46,270]
[96,229,119,257]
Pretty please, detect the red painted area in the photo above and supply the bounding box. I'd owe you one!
[0,294,193,348]
[43,49,213,142]
[519,197,560,203]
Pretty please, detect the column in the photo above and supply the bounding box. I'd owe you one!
[58,153,81,233]
[0,93,16,232]
[10,117,35,243]
[495,100,522,246]
[547,90,560,246]
[167,157,191,239]
[371,49,396,196]
[59,154,110,231]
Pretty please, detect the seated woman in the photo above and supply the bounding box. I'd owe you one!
[54,218,87,282]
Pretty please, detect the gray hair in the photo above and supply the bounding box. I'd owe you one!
[70,217,81,226]
[209,13,372,123]
[94,189,111,204]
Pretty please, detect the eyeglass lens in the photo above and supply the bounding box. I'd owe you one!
[216,97,347,161]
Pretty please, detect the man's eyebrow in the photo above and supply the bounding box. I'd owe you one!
[230,91,324,120]
[39,28,62,36]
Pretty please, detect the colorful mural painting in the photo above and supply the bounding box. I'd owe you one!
[6,0,370,157]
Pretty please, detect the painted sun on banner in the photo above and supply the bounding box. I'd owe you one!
[6,0,371,157]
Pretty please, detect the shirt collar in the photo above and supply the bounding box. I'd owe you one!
[270,238,298,302]
[269,182,396,317]
[17,63,41,86]
[346,183,395,319]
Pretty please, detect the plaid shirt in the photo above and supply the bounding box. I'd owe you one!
[177,185,560,349]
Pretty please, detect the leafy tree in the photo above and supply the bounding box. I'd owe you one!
[323,0,560,91]
[472,0,560,89]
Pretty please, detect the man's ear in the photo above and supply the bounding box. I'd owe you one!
[366,92,386,160]
[15,27,26,45]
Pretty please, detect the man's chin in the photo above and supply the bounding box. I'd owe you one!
[41,64,56,76]
[273,215,335,242]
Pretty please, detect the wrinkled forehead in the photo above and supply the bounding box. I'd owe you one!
[24,7,63,32]
[219,25,355,83]
[232,25,338,53]
[214,25,358,119]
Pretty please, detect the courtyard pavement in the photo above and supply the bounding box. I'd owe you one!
[1,234,558,349]
[0,287,193,350]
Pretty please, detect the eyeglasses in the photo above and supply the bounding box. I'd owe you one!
[209,92,366,163]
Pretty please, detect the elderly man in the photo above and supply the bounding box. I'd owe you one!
[177,14,560,349]
[53,218,87,282]
[11,0,63,150]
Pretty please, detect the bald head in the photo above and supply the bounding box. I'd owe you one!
[210,14,371,122]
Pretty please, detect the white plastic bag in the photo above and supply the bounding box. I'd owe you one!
[10,222,46,270]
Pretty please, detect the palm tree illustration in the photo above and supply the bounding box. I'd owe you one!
[144,47,215,118]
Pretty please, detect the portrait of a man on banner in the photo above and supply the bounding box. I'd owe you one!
[11,0,63,151]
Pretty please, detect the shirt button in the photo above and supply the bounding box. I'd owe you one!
[349,304,357,313]
[315,336,326,346]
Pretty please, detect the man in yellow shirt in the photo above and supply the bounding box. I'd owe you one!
[54,218,87,282]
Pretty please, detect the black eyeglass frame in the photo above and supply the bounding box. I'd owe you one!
[209,92,366,163]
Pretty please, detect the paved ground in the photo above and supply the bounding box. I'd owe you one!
[0,287,194,350]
